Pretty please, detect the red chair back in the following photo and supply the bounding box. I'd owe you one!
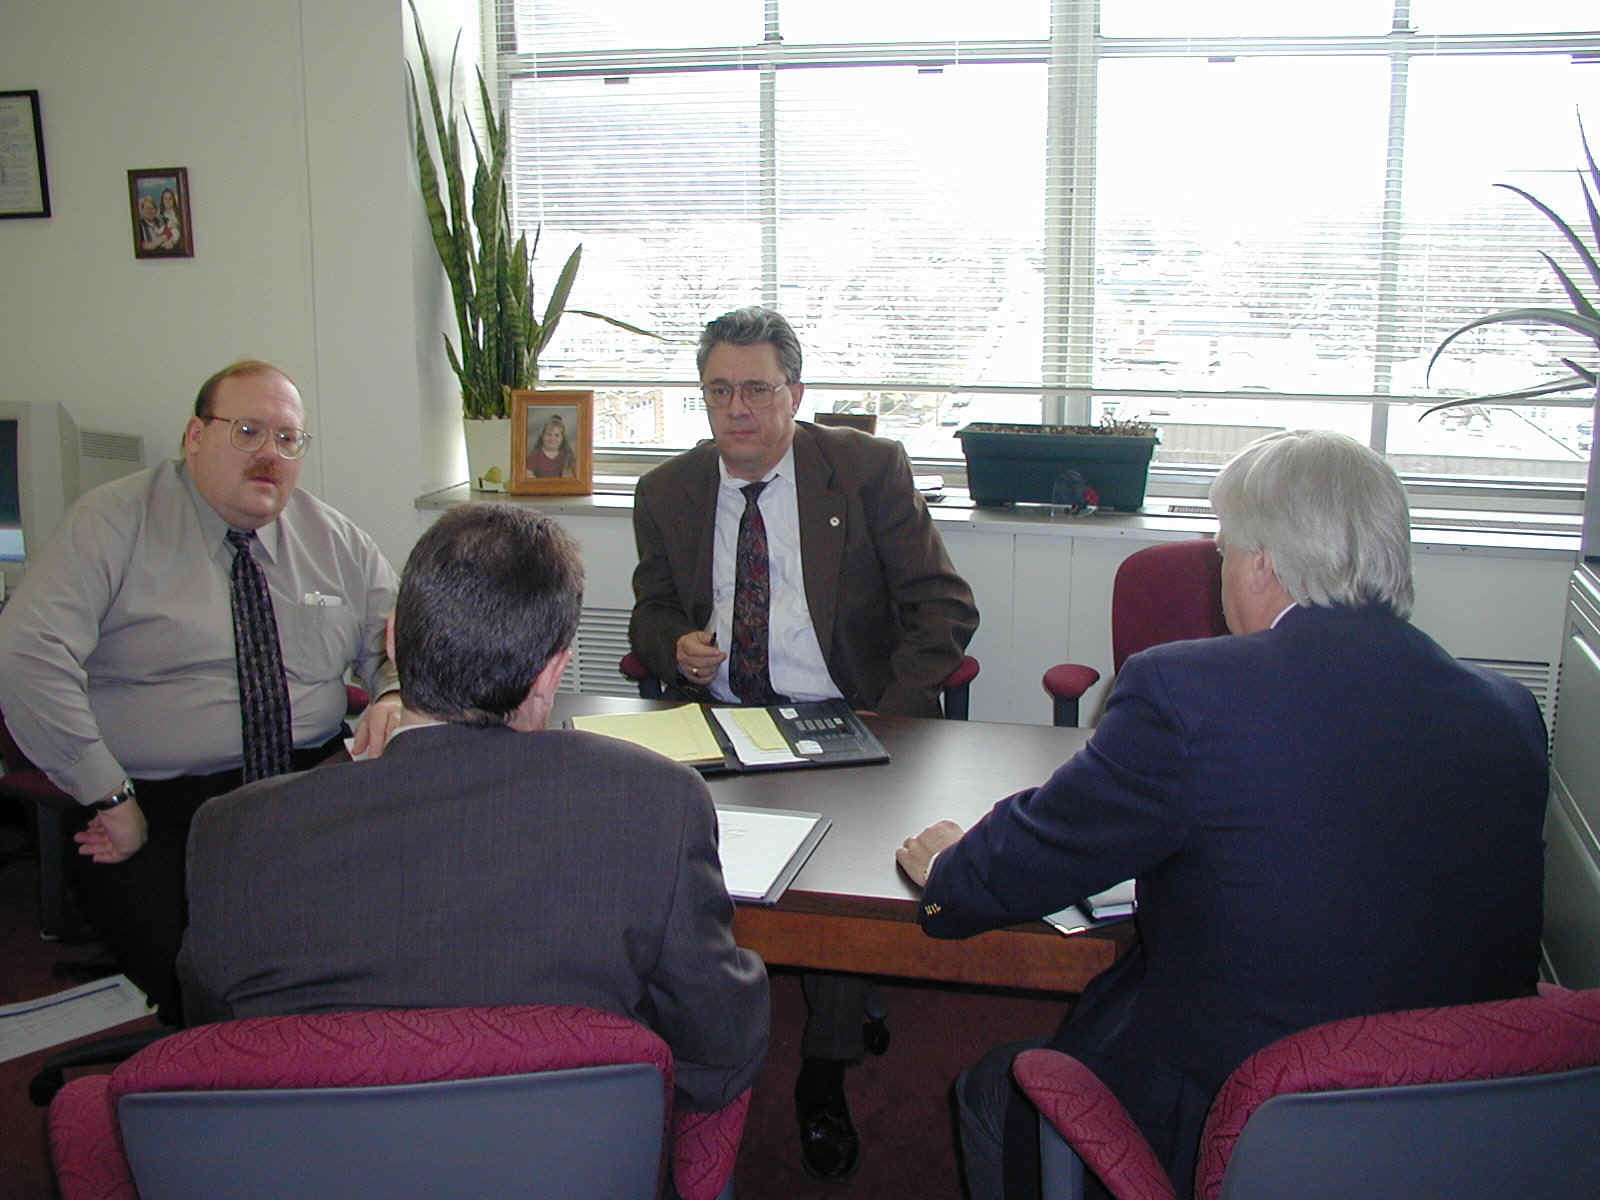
[49,1005,750,1200]
[1110,538,1228,673]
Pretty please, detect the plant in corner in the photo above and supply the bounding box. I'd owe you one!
[1425,113,1599,421]
[405,0,655,427]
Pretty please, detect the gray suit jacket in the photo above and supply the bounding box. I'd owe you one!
[178,722,770,1111]
[630,422,978,717]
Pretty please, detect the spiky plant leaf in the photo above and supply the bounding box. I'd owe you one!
[405,1,662,416]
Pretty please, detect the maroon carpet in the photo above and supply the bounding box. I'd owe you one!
[0,818,1069,1199]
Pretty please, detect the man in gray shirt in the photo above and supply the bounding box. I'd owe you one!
[0,359,400,1023]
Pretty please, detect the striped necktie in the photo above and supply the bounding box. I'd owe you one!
[226,529,294,780]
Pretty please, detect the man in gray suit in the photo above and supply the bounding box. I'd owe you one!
[630,306,978,1175]
[179,505,769,1114]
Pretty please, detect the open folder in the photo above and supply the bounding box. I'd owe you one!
[713,805,831,904]
[568,698,889,774]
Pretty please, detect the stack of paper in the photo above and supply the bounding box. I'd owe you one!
[1043,879,1137,936]
[1082,879,1136,920]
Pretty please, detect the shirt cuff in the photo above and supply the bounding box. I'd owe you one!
[54,743,128,807]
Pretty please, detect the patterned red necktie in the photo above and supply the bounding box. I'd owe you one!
[730,481,779,705]
[226,529,294,781]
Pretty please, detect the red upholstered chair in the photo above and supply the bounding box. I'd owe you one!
[49,1005,751,1200]
[1041,537,1227,727]
[620,652,982,721]
[1012,985,1600,1200]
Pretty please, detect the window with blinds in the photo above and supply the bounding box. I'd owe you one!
[490,0,1599,490]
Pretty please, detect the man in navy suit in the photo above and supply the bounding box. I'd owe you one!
[897,430,1546,1199]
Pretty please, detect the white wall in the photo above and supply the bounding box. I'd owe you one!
[0,0,477,567]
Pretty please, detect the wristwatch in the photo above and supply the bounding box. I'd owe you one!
[89,779,137,812]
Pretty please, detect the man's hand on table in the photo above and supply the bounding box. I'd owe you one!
[896,819,966,889]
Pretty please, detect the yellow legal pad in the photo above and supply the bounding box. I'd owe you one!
[727,706,788,751]
[569,704,726,765]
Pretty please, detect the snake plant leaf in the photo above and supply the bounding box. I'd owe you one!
[406,1,661,417]
[568,310,669,341]
[534,245,584,360]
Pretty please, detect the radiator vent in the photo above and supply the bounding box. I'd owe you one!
[1463,657,1556,739]
[564,606,638,697]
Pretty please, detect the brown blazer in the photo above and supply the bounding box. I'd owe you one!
[630,421,977,718]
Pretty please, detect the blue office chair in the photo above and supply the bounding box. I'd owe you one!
[50,1005,748,1200]
[1014,985,1600,1200]
[620,652,981,720]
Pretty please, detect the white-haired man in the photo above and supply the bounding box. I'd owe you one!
[897,429,1547,1200]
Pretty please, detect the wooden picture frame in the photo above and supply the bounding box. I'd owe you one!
[0,90,51,218]
[128,167,194,259]
[510,390,594,496]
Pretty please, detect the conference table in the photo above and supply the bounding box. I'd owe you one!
[552,695,1132,995]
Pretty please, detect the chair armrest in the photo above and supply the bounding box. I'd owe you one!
[1013,1049,1174,1200]
[1041,663,1101,702]
[49,1075,139,1200]
[671,1087,752,1200]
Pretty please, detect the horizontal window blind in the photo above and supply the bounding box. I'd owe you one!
[491,1,1600,487]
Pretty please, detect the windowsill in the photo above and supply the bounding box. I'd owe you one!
[415,479,1580,558]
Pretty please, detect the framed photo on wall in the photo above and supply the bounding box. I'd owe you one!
[0,90,50,218]
[128,167,193,258]
[510,390,594,496]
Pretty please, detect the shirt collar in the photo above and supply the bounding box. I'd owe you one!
[178,459,282,563]
[717,443,795,494]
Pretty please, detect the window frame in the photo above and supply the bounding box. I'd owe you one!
[488,2,1600,512]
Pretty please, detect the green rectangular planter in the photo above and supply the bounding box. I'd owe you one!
[955,423,1158,511]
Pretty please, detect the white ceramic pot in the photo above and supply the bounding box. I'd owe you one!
[462,417,512,492]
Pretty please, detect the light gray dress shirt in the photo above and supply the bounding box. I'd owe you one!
[0,459,397,803]
[705,445,841,704]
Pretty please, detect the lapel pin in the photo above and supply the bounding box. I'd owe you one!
[829,516,840,527]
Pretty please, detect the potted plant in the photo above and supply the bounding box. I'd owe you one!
[1425,113,1598,553]
[406,0,655,490]
[955,417,1161,511]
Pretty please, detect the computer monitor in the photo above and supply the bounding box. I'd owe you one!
[0,400,145,598]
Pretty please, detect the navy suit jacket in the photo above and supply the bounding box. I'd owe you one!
[178,723,770,1112]
[629,421,977,718]
[921,604,1546,1191]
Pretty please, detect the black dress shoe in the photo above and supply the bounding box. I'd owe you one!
[795,1058,860,1180]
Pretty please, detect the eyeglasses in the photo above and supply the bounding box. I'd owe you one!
[200,415,313,460]
[701,380,789,410]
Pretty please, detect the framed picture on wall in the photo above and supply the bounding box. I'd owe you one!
[0,90,50,219]
[127,167,193,259]
[510,390,594,496]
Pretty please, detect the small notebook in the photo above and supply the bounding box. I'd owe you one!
[569,698,889,774]
[1044,879,1137,935]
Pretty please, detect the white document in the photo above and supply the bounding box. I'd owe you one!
[710,707,804,767]
[714,805,828,903]
[0,975,152,1063]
